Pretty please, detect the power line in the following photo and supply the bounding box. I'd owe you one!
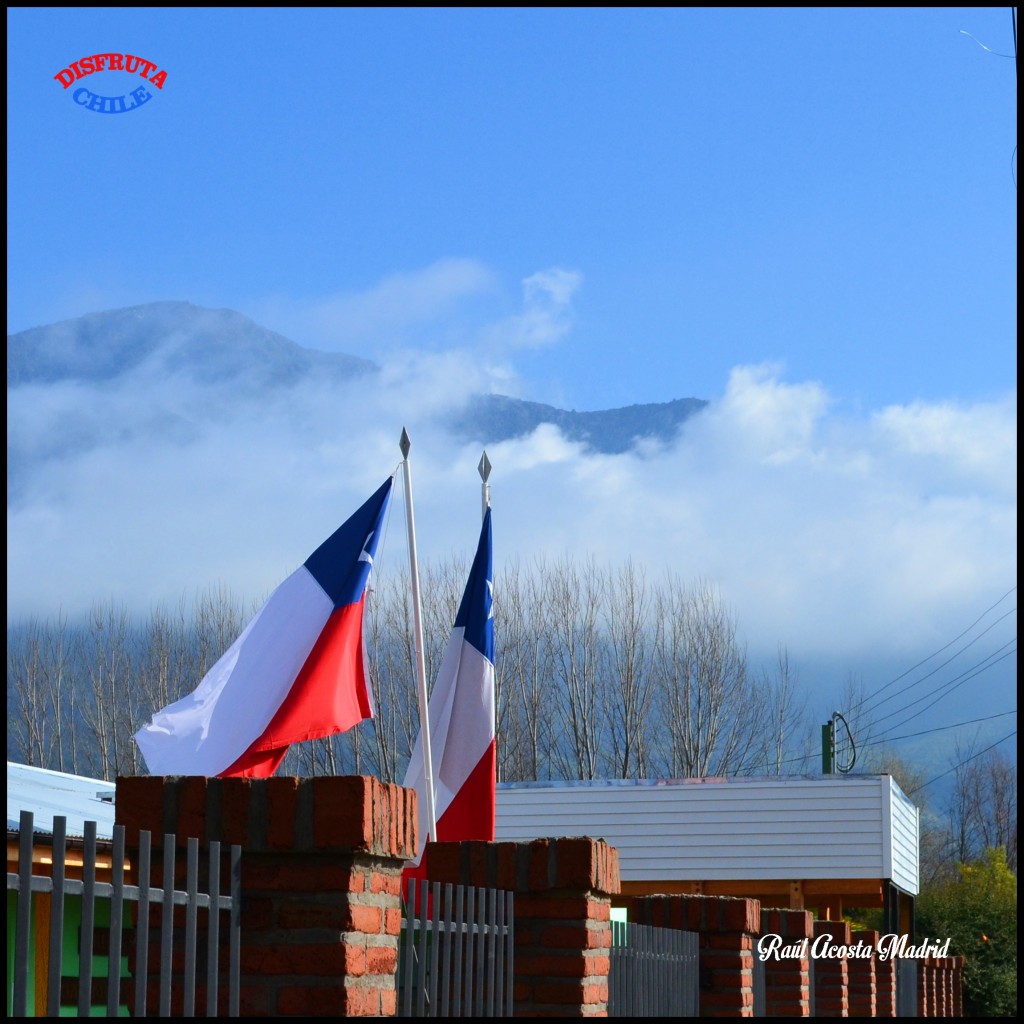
[856,585,1015,712]
[857,708,1016,747]
[866,640,1017,737]
[907,730,1017,795]
[738,705,1018,777]
[863,610,1015,718]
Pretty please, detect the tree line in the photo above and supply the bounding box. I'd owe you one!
[6,559,811,784]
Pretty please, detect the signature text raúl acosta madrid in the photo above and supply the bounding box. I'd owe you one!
[757,934,952,962]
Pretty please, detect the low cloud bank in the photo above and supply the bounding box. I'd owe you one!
[7,268,1016,696]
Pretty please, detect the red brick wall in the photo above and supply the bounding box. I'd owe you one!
[812,920,850,1017]
[760,908,813,1017]
[848,930,878,1017]
[874,939,897,1017]
[116,775,416,1017]
[425,837,620,1017]
[634,894,761,1017]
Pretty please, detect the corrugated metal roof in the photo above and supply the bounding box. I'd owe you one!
[7,762,117,841]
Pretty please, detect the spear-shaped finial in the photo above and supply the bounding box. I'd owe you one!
[478,450,492,518]
[399,426,411,459]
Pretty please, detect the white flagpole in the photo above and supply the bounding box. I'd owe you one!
[478,449,496,792]
[478,450,491,519]
[400,427,437,844]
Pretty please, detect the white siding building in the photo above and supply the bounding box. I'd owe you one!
[496,775,919,918]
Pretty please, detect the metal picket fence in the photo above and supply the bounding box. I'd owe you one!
[896,957,919,1017]
[8,810,241,1017]
[399,878,514,1017]
[752,947,766,1016]
[609,919,699,1017]
[808,950,817,1016]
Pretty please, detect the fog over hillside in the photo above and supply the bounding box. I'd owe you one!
[6,293,1016,773]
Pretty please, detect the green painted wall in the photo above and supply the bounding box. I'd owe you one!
[6,891,129,1017]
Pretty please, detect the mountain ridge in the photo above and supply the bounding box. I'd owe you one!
[7,301,707,453]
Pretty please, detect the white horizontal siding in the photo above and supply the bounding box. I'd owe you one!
[496,776,918,887]
[888,778,920,894]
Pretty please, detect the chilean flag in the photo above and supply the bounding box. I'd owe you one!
[134,477,394,778]
[404,508,495,873]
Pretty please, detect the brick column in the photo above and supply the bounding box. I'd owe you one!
[116,775,416,1017]
[915,956,930,1017]
[812,920,850,1017]
[933,956,945,1016]
[759,908,813,1017]
[634,894,761,1017]
[847,930,877,1017]
[873,939,897,1017]
[950,955,964,1016]
[425,837,619,1016]
[946,955,957,1016]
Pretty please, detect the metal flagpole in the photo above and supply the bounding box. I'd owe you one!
[478,450,491,519]
[400,427,437,843]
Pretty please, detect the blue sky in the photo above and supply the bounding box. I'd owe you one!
[6,8,1017,775]
[7,7,1017,408]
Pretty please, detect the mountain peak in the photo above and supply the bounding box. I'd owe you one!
[7,301,377,388]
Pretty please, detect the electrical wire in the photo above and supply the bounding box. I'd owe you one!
[856,708,1016,747]
[865,638,1017,736]
[863,610,1015,717]
[833,711,857,773]
[907,729,1017,795]
[851,589,1016,715]
[735,704,1017,777]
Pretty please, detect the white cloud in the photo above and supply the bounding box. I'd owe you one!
[253,257,497,352]
[7,276,1016,725]
[479,267,583,353]
[873,397,1017,494]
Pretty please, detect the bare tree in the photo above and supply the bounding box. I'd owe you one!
[7,614,83,771]
[948,742,1018,871]
[545,558,604,780]
[194,584,252,680]
[363,570,417,782]
[601,562,652,779]
[759,647,810,775]
[7,620,47,767]
[493,558,555,781]
[79,601,135,780]
[650,576,761,777]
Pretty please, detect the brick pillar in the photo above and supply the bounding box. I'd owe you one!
[812,920,850,1017]
[915,956,930,1017]
[116,775,416,1017]
[951,955,964,1016]
[873,939,897,1017]
[759,908,813,1017]
[938,955,952,1017]
[847,930,877,1017]
[946,956,957,1016]
[425,837,619,1016]
[633,894,761,1017]
[933,956,944,1016]
[927,955,938,1017]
